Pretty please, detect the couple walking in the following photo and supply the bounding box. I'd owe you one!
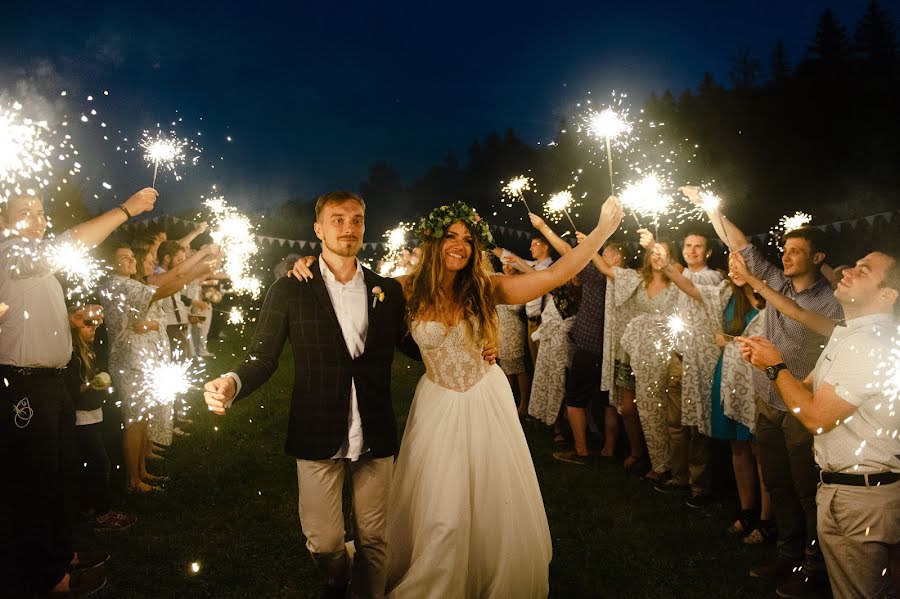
[204,190,624,598]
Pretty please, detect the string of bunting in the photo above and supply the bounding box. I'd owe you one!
[122,209,900,251]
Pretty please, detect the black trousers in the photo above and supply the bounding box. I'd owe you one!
[2,371,77,593]
[564,348,607,409]
[75,422,111,516]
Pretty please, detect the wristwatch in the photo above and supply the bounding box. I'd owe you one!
[766,363,788,381]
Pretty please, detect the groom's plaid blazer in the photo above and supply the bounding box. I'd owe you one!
[232,259,417,460]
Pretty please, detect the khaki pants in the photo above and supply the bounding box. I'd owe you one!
[527,319,541,366]
[756,397,821,567]
[166,324,194,360]
[297,456,393,598]
[817,482,900,598]
[664,354,711,494]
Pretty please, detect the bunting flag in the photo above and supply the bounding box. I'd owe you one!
[121,209,899,251]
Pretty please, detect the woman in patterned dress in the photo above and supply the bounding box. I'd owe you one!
[495,263,531,414]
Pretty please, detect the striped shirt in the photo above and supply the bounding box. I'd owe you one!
[740,244,843,411]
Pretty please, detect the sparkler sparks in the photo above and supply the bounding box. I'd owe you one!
[780,211,812,233]
[585,107,632,141]
[228,306,245,325]
[544,191,578,230]
[619,173,672,224]
[138,356,203,408]
[501,175,534,212]
[379,223,413,277]
[0,101,69,201]
[205,195,262,298]
[140,129,197,187]
[45,240,109,299]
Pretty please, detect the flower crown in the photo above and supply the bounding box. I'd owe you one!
[413,201,495,250]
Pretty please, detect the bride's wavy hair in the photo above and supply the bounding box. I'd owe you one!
[406,220,498,347]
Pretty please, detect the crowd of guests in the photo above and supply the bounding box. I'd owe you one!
[0,189,228,596]
[491,186,899,599]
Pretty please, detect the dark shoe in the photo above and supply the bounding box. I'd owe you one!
[91,510,138,533]
[653,479,690,494]
[552,433,569,447]
[727,509,756,535]
[320,583,348,599]
[775,568,829,598]
[685,493,713,509]
[552,450,590,465]
[70,550,109,571]
[749,555,802,579]
[40,567,107,597]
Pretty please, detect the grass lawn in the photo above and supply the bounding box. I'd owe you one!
[89,332,780,598]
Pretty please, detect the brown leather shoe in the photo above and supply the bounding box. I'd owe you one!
[38,567,107,597]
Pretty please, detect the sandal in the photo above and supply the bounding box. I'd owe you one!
[743,520,776,545]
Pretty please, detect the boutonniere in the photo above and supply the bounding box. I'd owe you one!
[371,286,385,308]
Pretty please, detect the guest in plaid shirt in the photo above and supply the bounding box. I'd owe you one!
[525,213,617,465]
[687,185,842,598]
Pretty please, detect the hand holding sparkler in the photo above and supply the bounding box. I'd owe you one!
[120,187,159,219]
[596,195,625,239]
[637,228,656,250]
[736,335,784,371]
[204,375,237,415]
[528,212,552,234]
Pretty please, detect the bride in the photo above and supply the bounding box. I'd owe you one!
[384,196,624,598]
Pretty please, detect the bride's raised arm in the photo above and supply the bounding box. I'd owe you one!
[492,196,624,306]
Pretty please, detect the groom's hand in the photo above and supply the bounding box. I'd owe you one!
[481,343,498,366]
[204,376,237,415]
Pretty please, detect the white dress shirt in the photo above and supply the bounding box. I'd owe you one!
[226,256,370,461]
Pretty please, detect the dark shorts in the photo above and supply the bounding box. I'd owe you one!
[564,348,608,408]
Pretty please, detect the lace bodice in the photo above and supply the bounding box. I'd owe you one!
[411,319,491,392]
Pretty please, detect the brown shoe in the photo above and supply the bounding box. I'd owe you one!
[70,550,109,571]
[38,567,107,597]
[776,568,829,598]
[749,555,801,579]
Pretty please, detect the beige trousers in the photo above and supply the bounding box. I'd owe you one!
[664,353,711,493]
[297,456,393,598]
[817,481,900,599]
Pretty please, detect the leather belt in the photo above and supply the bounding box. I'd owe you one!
[0,364,67,377]
[820,471,899,487]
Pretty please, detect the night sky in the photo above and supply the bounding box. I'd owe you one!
[1,1,895,215]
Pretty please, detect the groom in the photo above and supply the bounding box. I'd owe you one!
[203,191,493,599]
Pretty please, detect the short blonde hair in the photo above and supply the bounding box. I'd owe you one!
[314,191,365,221]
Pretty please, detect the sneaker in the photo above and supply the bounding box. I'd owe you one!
[91,511,138,533]
[749,556,802,579]
[552,450,590,465]
[776,568,829,598]
[653,479,690,494]
[685,493,713,509]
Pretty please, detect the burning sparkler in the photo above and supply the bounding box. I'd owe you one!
[45,240,110,299]
[379,223,413,277]
[138,355,203,408]
[620,173,672,232]
[502,175,534,213]
[205,194,262,298]
[141,130,191,188]
[0,101,62,201]
[544,191,578,231]
[769,211,813,251]
[228,306,245,325]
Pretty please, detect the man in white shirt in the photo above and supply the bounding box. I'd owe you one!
[740,250,899,598]
[1,189,157,596]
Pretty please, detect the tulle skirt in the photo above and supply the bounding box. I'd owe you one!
[386,365,552,598]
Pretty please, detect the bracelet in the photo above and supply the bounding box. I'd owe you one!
[117,204,132,219]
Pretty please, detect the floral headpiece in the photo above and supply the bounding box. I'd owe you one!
[413,201,495,250]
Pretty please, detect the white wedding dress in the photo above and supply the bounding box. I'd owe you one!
[385,319,552,598]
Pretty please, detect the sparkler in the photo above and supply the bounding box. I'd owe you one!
[619,173,672,234]
[379,223,413,277]
[544,191,578,231]
[141,130,189,188]
[502,175,534,213]
[0,101,63,201]
[769,211,813,251]
[205,195,262,298]
[228,306,244,325]
[585,107,631,196]
[694,188,735,250]
[138,355,203,408]
[44,240,110,299]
